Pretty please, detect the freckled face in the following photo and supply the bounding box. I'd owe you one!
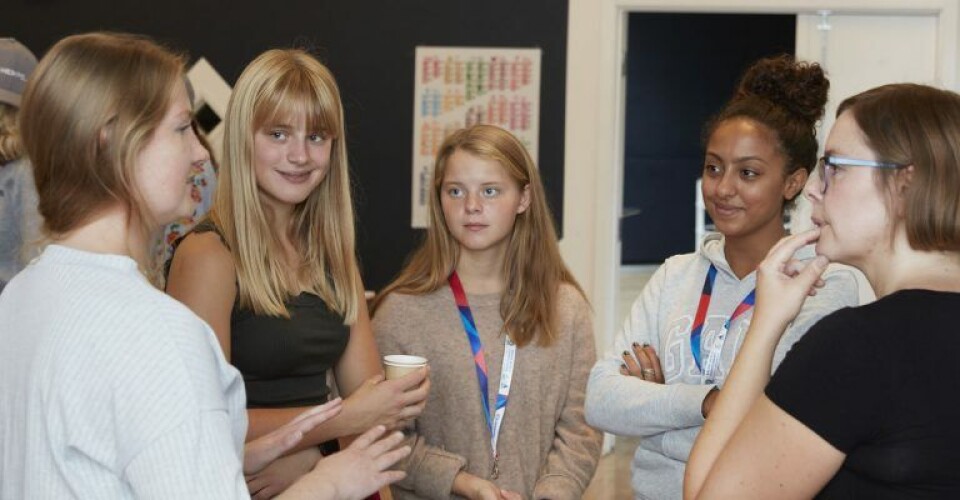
[253,113,332,212]
[701,118,805,242]
[440,150,530,260]
[134,83,209,226]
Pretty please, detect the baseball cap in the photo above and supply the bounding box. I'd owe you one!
[0,38,38,108]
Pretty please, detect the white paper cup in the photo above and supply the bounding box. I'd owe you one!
[383,354,428,380]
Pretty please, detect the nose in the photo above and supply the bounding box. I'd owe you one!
[464,191,482,213]
[715,170,736,198]
[287,139,308,165]
[804,178,824,204]
[189,126,210,165]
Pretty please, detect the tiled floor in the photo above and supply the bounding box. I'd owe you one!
[582,265,658,499]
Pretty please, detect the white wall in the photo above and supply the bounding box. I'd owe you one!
[561,0,960,353]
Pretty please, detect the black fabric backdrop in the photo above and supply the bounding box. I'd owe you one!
[2,0,567,290]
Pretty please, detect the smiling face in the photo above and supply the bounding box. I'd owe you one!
[701,118,806,243]
[805,110,894,266]
[253,111,332,214]
[134,83,209,227]
[440,149,531,263]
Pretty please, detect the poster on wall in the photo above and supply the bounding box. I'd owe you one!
[411,46,542,228]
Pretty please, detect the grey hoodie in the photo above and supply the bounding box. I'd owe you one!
[585,232,859,500]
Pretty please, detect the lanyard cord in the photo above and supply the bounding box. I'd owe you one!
[449,272,516,458]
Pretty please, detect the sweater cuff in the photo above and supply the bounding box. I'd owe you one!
[533,474,583,500]
[410,448,467,499]
[669,383,716,426]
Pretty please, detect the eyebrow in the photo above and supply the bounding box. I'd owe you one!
[704,152,769,164]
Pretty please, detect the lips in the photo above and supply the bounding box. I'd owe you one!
[711,202,742,218]
[276,170,314,184]
[464,223,487,231]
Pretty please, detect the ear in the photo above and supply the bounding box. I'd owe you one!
[517,183,532,214]
[783,167,808,201]
[897,164,916,195]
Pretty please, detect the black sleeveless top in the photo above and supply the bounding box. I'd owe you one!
[168,220,350,408]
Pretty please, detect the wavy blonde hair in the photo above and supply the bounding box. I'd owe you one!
[211,49,361,322]
[19,32,185,241]
[374,125,585,347]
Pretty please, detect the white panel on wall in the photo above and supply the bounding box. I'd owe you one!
[794,12,938,304]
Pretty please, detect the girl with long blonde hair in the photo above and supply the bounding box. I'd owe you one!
[372,124,601,500]
[166,48,429,498]
[0,32,407,499]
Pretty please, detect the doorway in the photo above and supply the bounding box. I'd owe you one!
[620,13,795,264]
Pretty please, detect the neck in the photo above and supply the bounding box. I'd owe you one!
[261,196,296,240]
[723,223,785,279]
[55,205,152,270]
[860,234,960,297]
[455,247,507,295]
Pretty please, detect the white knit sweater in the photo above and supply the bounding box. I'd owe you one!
[0,245,249,499]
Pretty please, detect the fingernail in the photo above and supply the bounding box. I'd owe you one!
[642,343,650,348]
[631,342,639,348]
[621,363,628,370]
[622,350,630,356]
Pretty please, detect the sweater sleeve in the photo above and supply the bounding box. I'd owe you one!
[533,292,603,500]
[372,294,467,499]
[116,309,246,499]
[586,263,714,436]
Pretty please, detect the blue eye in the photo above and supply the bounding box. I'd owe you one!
[309,132,327,143]
[483,187,500,197]
[270,130,287,140]
[447,187,463,198]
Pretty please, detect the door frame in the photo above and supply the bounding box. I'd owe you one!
[564,0,959,356]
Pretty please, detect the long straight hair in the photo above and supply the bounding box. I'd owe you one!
[374,125,585,347]
[212,49,361,322]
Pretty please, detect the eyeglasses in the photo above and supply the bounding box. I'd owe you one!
[815,155,906,194]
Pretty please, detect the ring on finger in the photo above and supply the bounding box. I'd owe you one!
[641,368,656,378]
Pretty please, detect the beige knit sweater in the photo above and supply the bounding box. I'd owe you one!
[372,284,602,500]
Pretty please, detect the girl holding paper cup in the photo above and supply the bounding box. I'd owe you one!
[165,49,429,498]
[372,124,602,500]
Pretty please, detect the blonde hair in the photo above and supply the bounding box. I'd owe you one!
[212,49,361,322]
[19,32,185,239]
[374,125,585,347]
[0,103,21,164]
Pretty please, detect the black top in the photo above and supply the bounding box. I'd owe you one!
[169,220,350,408]
[766,290,960,499]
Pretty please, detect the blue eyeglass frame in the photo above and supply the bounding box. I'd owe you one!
[816,155,906,194]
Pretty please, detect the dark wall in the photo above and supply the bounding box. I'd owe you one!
[2,0,567,291]
[621,13,794,264]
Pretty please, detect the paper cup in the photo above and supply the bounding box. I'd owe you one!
[383,354,428,380]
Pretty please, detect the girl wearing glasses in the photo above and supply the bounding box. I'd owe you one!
[585,55,859,500]
[685,83,960,498]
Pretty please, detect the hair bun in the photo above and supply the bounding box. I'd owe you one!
[734,54,829,125]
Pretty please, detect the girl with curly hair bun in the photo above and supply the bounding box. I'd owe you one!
[585,55,860,500]
[686,82,960,498]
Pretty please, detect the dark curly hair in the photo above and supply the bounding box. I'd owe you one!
[704,54,829,200]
